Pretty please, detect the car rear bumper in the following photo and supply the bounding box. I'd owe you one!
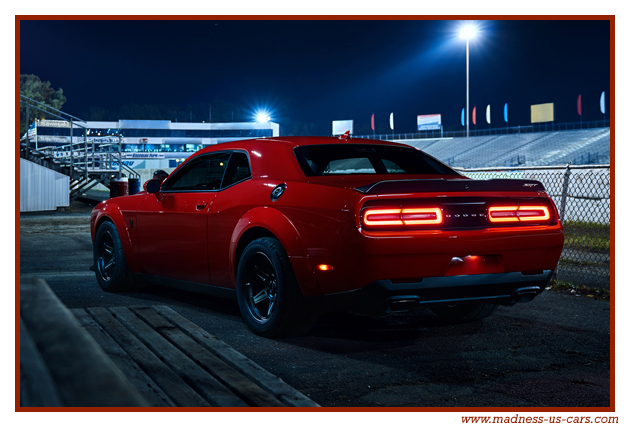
[320,270,554,314]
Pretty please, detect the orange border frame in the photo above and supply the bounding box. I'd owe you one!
[15,14,615,413]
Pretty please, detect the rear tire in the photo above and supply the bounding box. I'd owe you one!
[93,221,141,292]
[236,237,317,337]
[431,303,498,322]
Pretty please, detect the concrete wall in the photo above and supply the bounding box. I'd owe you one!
[20,158,69,212]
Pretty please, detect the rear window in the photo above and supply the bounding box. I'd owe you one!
[294,144,459,177]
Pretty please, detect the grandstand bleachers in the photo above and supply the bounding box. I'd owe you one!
[397,128,610,168]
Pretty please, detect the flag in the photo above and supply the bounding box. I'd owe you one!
[504,103,508,123]
[461,108,465,127]
[577,94,582,116]
[486,105,491,124]
[390,113,394,130]
[600,91,605,115]
[472,107,477,125]
[371,114,375,131]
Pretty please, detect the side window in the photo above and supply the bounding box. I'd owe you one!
[221,152,252,188]
[382,159,406,174]
[162,152,230,191]
[324,158,376,174]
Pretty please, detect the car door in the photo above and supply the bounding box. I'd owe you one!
[206,151,255,288]
[135,151,231,285]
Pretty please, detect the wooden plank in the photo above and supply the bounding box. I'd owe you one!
[19,318,63,407]
[71,308,176,407]
[86,307,209,407]
[152,305,319,407]
[20,278,149,407]
[131,306,285,407]
[108,307,247,407]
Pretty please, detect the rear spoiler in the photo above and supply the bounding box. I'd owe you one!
[354,178,546,195]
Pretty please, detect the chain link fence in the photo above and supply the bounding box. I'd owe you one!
[458,165,611,290]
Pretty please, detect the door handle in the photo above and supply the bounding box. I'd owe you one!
[196,201,209,210]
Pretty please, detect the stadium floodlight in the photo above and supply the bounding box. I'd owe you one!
[255,111,271,123]
[459,24,477,40]
[459,22,478,138]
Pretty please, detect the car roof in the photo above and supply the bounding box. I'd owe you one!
[185,137,424,182]
[193,136,412,155]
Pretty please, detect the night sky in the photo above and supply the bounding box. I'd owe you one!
[19,18,611,135]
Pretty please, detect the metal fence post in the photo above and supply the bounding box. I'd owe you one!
[69,118,74,175]
[558,162,572,224]
[118,135,122,179]
[554,163,573,282]
[84,129,88,182]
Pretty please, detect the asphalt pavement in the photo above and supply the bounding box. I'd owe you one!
[19,201,612,408]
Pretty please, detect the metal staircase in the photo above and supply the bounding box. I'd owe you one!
[20,95,139,200]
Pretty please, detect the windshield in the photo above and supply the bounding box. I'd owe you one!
[294,144,459,177]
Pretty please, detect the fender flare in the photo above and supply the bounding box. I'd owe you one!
[229,206,322,297]
[92,203,140,272]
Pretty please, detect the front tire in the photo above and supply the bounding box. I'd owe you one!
[93,221,139,292]
[236,237,316,337]
[431,303,498,322]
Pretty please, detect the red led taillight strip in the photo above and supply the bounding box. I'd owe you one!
[488,205,550,223]
[363,208,443,227]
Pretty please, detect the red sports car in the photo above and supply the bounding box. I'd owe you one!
[91,136,564,337]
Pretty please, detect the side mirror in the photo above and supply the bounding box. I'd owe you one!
[146,178,162,194]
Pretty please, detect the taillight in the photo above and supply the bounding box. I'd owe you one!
[488,205,551,223]
[363,207,443,227]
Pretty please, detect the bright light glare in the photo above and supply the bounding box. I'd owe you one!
[459,24,477,40]
[255,111,271,123]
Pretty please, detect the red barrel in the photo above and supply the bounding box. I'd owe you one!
[109,177,128,198]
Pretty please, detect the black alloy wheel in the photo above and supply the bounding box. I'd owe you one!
[241,251,279,324]
[96,230,116,283]
[93,221,138,292]
[236,237,317,337]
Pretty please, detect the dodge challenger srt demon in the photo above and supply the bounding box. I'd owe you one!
[91,136,564,337]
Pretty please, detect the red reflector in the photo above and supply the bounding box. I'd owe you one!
[489,206,550,223]
[363,208,443,227]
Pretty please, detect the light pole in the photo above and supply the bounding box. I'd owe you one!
[460,24,477,138]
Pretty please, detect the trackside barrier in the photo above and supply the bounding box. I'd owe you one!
[457,165,611,290]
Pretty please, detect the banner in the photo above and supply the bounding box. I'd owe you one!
[332,120,353,135]
[531,103,554,123]
[577,94,582,116]
[504,103,508,123]
[472,107,476,125]
[600,91,605,115]
[390,113,394,130]
[486,105,491,124]
[417,114,442,131]
[371,114,375,131]
[461,108,465,127]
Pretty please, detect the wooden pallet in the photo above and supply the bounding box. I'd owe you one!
[70,305,318,407]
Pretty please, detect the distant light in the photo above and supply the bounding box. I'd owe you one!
[255,110,271,123]
[459,24,477,40]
